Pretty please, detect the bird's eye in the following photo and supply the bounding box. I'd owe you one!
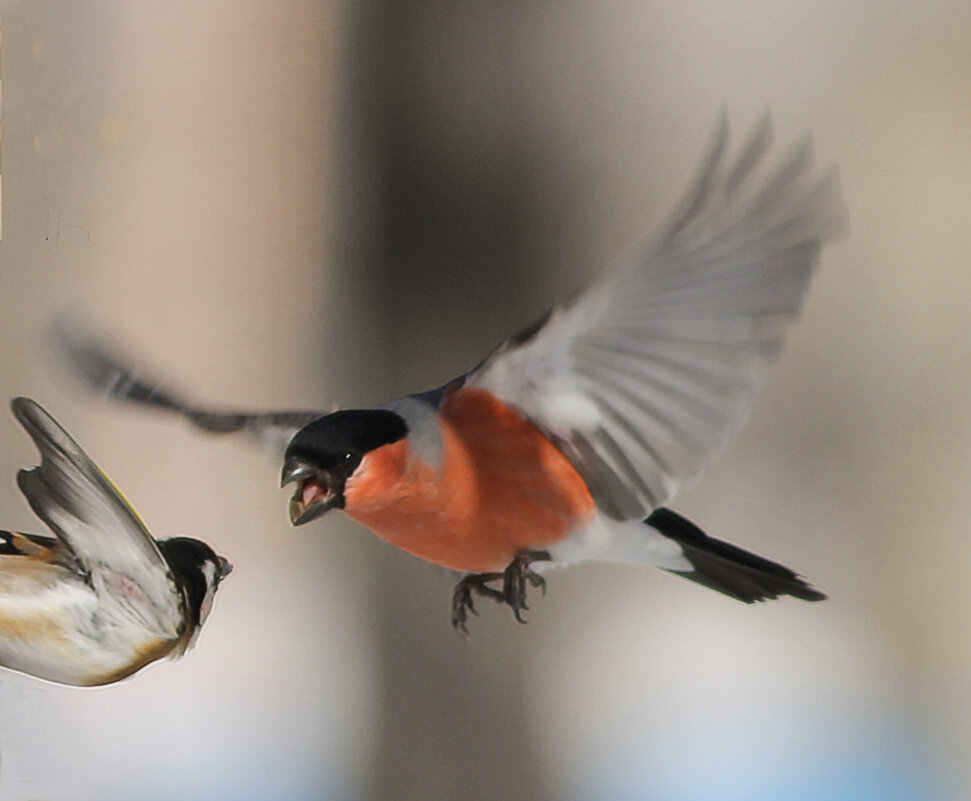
[343,452,353,462]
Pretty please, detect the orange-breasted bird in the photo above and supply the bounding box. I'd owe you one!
[56,115,842,632]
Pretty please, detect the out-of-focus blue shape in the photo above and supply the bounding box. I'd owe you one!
[574,711,945,801]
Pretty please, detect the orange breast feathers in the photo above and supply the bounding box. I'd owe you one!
[342,387,596,573]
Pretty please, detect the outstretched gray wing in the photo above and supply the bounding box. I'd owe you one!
[467,115,845,521]
[12,397,184,637]
[52,317,324,457]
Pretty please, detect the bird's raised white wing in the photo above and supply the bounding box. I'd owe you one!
[12,397,185,638]
[467,116,845,521]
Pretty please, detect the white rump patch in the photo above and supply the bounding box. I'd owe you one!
[547,515,692,572]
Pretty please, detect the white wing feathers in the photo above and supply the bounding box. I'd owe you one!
[12,397,185,637]
[467,115,845,520]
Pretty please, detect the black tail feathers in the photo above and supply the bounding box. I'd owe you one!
[646,507,826,603]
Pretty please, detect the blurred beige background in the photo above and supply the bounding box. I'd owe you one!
[0,2,969,800]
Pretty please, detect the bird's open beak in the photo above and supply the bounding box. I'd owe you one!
[216,555,234,580]
[281,457,340,526]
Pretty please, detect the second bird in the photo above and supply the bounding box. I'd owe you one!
[0,398,231,685]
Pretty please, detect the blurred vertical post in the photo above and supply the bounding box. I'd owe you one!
[344,3,595,800]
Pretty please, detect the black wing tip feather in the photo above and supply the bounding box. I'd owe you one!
[11,395,46,426]
[48,313,187,414]
[10,397,78,458]
[10,399,112,532]
[48,313,325,439]
[647,507,827,604]
[11,398,105,486]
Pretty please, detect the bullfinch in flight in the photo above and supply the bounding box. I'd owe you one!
[55,115,842,632]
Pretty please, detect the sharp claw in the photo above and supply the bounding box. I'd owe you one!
[451,584,473,635]
[452,606,471,637]
[526,570,546,596]
[450,551,551,632]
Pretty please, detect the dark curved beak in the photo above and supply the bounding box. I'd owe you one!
[281,457,315,488]
[289,496,332,526]
[281,456,339,526]
[216,555,234,580]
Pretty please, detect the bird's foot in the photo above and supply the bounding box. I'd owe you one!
[451,550,552,635]
[451,571,502,635]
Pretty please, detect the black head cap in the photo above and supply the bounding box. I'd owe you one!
[284,409,408,468]
[281,409,408,524]
[157,537,232,629]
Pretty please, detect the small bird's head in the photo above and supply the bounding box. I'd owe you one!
[157,537,233,637]
[281,409,408,526]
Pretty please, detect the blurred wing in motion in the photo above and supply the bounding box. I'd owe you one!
[12,397,185,636]
[51,316,325,457]
[468,114,846,521]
